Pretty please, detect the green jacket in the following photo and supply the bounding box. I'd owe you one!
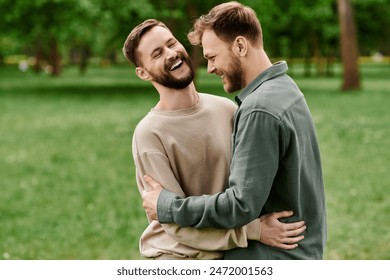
[158,61,327,259]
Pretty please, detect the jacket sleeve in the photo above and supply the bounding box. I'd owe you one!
[134,140,261,250]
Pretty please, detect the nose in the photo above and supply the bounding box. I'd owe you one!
[207,61,215,74]
[165,47,177,60]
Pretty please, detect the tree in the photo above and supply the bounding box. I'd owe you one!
[353,0,390,57]
[1,0,388,78]
[244,0,339,77]
[337,0,360,90]
[1,0,86,75]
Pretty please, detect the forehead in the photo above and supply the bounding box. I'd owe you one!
[138,26,175,54]
[202,30,229,58]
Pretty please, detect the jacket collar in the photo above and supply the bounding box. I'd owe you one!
[235,61,288,106]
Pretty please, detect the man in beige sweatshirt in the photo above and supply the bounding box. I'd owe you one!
[123,19,306,259]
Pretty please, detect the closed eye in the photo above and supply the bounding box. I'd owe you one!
[152,49,162,59]
[205,55,215,62]
[167,39,177,49]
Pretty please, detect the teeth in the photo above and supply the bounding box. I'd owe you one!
[170,60,182,71]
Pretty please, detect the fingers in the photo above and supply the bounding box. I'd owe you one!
[279,225,306,250]
[287,224,306,236]
[271,210,294,219]
[141,188,158,221]
[144,175,161,189]
[284,235,304,244]
[259,212,271,221]
[275,235,305,250]
[277,243,299,250]
[141,189,148,198]
[285,220,306,231]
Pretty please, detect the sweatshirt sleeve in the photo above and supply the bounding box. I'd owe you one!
[161,219,261,251]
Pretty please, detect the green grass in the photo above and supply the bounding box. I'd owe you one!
[294,64,390,260]
[1,63,389,259]
[0,65,156,259]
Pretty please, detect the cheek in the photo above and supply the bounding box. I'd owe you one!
[178,48,190,60]
[154,59,166,71]
[215,58,226,72]
[216,53,230,66]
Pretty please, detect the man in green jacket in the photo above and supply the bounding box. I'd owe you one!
[142,1,327,259]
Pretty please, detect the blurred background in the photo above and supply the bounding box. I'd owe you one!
[0,0,389,260]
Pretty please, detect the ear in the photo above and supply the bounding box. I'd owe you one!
[234,36,248,57]
[135,67,151,81]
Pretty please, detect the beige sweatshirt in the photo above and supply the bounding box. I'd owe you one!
[132,93,261,259]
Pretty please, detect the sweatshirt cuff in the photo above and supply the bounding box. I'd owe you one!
[157,189,176,223]
[245,218,261,241]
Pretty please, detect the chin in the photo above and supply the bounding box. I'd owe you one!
[224,85,235,94]
[226,82,242,93]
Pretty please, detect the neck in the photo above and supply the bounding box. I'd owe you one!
[154,82,199,110]
[242,48,272,88]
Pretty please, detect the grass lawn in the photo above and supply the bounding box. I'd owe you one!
[0,62,389,259]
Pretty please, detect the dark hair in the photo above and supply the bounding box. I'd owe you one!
[188,1,263,47]
[123,19,168,66]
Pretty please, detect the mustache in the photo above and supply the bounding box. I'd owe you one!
[165,52,193,71]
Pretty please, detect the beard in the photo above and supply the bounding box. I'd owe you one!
[150,52,195,89]
[223,54,243,93]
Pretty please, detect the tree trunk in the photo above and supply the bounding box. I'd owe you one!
[311,31,325,77]
[79,46,91,75]
[325,47,335,77]
[337,0,360,90]
[304,36,313,77]
[33,36,43,73]
[50,37,61,76]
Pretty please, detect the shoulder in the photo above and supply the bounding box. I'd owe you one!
[201,93,235,104]
[241,75,304,119]
[132,112,165,152]
[200,93,237,112]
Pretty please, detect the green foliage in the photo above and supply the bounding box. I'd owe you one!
[1,0,389,72]
[243,0,339,58]
[352,0,390,54]
[1,63,389,259]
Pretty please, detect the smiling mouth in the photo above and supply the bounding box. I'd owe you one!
[170,59,183,71]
